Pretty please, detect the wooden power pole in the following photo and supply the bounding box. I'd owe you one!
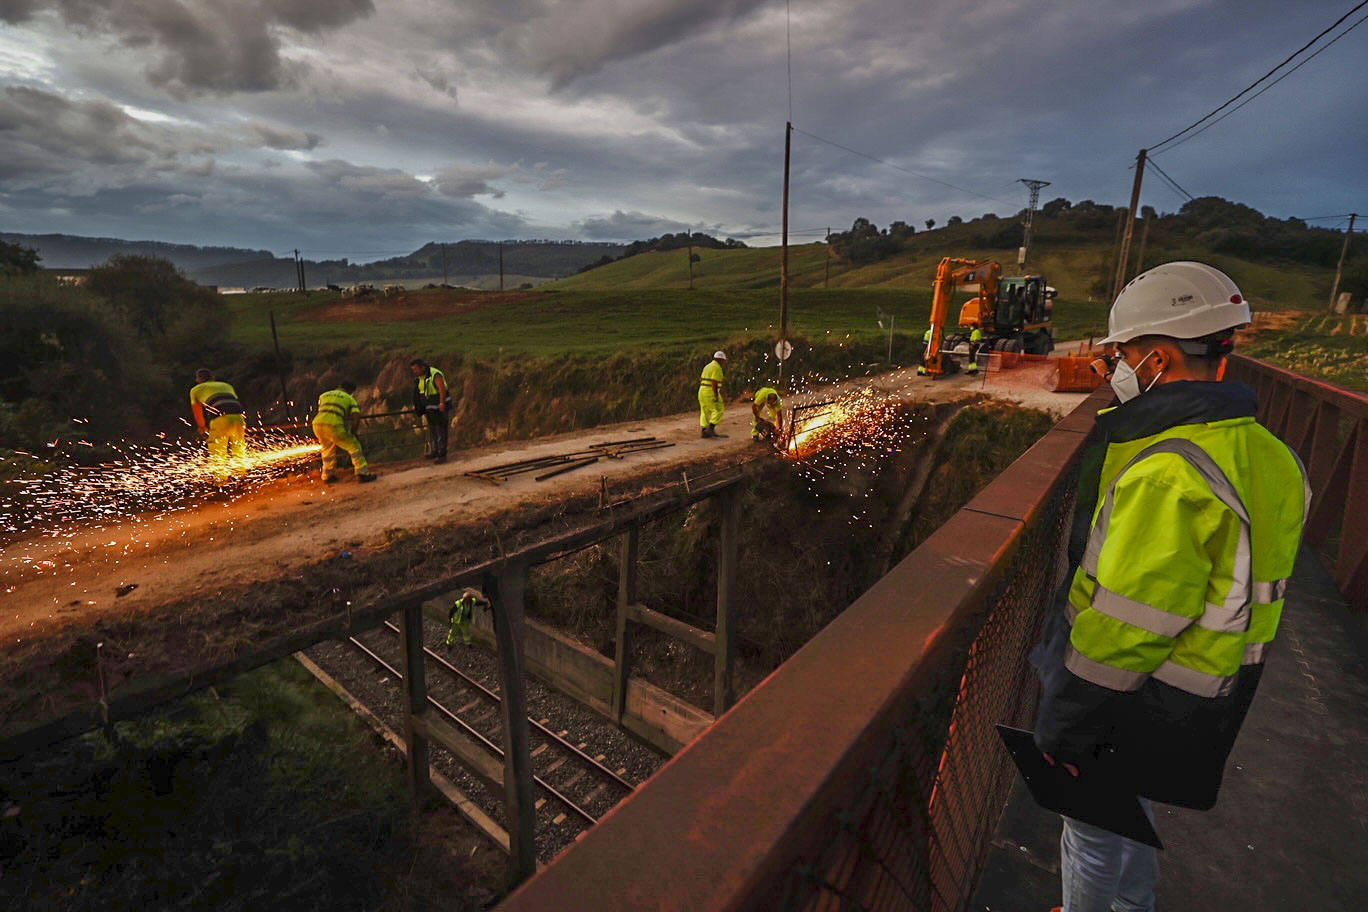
[778,121,792,384]
[498,241,504,292]
[1134,210,1153,277]
[824,226,830,288]
[1329,213,1358,312]
[1112,149,1147,301]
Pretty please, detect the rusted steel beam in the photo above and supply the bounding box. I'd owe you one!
[489,563,538,887]
[612,528,638,725]
[1307,402,1343,494]
[629,603,716,654]
[399,602,432,800]
[2,468,749,763]
[497,392,1100,912]
[714,487,739,716]
[1228,354,1368,421]
[1336,422,1368,609]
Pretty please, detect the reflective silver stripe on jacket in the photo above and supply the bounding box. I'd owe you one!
[1244,641,1271,664]
[1151,659,1237,698]
[1091,585,1192,637]
[1082,439,1253,638]
[1252,579,1289,603]
[1065,644,1148,692]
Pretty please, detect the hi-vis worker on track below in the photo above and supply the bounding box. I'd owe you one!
[751,387,783,444]
[312,381,378,484]
[447,588,488,648]
[189,368,246,473]
[1030,262,1308,912]
[699,350,727,438]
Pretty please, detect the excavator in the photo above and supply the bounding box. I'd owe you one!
[917,257,1056,377]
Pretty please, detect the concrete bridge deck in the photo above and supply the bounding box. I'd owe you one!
[972,547,1368,911]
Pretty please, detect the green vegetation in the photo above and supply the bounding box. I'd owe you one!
[554,196,1356,313]
[1239,314,1368,392]
[0,660,501,911]
[1,258,230,451]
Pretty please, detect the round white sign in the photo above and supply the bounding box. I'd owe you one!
[775,339,794,361]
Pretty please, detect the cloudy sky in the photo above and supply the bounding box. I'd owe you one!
[1,0,1364,260]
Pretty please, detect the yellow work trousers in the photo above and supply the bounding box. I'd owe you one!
[207,414,247,471]
[699,386,724,428]
[313,420,369,478]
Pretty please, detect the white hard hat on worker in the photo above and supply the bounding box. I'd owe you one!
[714,350,728,361]
[1102,261,1250,345]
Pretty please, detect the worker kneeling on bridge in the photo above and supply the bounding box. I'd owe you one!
[189,368,247,474]
[1030,262,1308,912]
[751,387,784,445]
[313,381,378,484]
[699,350,727,438]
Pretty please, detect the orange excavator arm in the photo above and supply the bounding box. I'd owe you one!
[921,258,1001,377]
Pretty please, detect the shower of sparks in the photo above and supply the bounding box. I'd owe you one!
[1,427,320,542]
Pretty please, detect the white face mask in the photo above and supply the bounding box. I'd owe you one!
[1110,349,1164,403]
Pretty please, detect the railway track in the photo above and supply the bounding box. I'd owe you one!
[337,617,640,848]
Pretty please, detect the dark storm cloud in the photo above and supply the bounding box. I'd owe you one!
[1,0,374,94]
[249,122,323,151]
[510,0,772,87]
[0,85,190,177]
[574,209,701,240]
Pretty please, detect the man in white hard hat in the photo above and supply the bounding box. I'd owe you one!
[699,350,727,438]
[1029,262,1308,912]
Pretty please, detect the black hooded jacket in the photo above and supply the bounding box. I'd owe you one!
[1031,379,1267,810]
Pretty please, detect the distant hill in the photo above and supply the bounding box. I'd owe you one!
[552,197,1355,309]
[5,232,626,288]
[2,232,271,272]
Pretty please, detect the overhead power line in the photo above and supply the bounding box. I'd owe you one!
[1145,158,1194,202]
[790,125,1016,207]
[1156,9,1368,157]
[1148,0,1368,155]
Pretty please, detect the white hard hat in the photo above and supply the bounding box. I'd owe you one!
[713,350,727,360]
[1102,261,1250,345]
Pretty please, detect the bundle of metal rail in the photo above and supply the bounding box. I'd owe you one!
[465,437,676,483]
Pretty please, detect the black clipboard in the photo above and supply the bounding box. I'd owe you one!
[996,725,1163,849]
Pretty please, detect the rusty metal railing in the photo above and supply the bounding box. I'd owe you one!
[1224,354,1368,613]
[499,388,1112,911]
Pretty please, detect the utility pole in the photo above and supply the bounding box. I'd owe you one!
[498,241,504,292]
[778,121,792,385]
[293,248,306,293]
[687,242,694,290]
[1329,213,1357,313]
[1134,210,1153,277]
[1017,178,1051,270]
[824,226,830,288]
[1112,149,1147,301]
[441,243,448,287]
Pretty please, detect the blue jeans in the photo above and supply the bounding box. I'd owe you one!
[1060,798,1158,912]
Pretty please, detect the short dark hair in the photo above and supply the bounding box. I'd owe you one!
[409,358,427,369]
[195,368,213,382]
[340,380,357,393]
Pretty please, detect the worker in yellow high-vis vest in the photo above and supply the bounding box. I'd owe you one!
[409,358,450,463]
[189,368,247,472]
[1031,262,1308,911]
[698,350,727,438]
[312,381,377,484]
[751,387,783,444]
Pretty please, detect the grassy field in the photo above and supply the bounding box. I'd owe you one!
[1239,313,1368,392]
[548,239,1336,311]
[228,285,1111,362]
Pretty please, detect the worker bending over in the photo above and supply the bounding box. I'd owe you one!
[751,387,784,444]
[410,358,450,463]
[447,588,488,648]
[1031,262,1307,911]
[312,381,377,484]
[699,350,727,438]
[189,368,246,472]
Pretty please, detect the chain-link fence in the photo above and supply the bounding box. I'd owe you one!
[782,469,1076,911]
